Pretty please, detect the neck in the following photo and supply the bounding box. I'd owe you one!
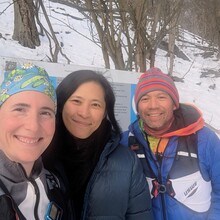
[21,163,34,177]
[143,117,174,138]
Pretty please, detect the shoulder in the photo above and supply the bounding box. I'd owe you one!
[197,126,220,148]
[43,164,70,192]
[120,130,129,146]
[196,126,220,183]
[197,126,220,165]
[120,120,140,146]
[106,141,141,173]
[114,143,137,157]
[44,169,62,189]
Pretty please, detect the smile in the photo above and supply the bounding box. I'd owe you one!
[147,113,162,117]
[73,119,92,126]
[15,135,41,144]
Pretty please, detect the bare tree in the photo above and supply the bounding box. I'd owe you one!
[37,0,71,63]
[180,0,220,57]
[12,0,71,62]
[13,0,40,48]
[214,0,220,58]
[9,0,220,68]
[65,0,184,72]
[167,0,183,75]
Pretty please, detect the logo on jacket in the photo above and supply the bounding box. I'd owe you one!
[184,181,198,197]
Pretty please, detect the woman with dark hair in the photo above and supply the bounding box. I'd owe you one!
[43,70,153,220]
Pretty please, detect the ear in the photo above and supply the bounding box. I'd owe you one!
[173,102,177,111]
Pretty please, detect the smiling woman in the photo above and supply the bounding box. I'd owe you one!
[43,70,153,220]
[62,81,106,139]
[0,91,55,173]
[0,64,74,220]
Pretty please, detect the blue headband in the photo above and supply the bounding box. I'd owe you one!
[0,63,56,106]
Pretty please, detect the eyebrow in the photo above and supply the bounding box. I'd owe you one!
[12,103,30,108]
[11,103,55,114]
[41,106,56,114]
[71,95,104,103]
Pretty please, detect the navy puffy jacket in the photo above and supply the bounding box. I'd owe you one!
[81,134,153,220]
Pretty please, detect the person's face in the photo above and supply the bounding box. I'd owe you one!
[0,91,55,169]
[62,81,106,139]
[138,90,176,131]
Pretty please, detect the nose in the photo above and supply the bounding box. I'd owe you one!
[78,104,90,118]
[149,97,159,109]
[25,113,40,131]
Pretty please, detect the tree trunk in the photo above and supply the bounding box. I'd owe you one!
[168,28,176,76]
[214,0,220,58]
[13,0,40,48]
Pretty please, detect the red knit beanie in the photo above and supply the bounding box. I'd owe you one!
[135,67,179,111]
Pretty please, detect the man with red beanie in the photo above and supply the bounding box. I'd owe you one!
[120,67,220,220]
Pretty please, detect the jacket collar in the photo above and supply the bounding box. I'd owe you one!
[0,150,43,182]
[162,103,204,137]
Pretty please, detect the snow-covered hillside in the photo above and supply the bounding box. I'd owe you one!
[0,0,219,133]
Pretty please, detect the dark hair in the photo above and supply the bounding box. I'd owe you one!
[56,70,121,134]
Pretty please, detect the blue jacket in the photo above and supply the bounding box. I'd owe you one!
[81,134,153,220]
[120,104,220,220]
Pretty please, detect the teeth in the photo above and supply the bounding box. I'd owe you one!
[16,136,39,144]
[148,113,160,116]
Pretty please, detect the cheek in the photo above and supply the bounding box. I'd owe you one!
[137,102,147,112]
[94,112,105,126]
[165,107,175,119]
[43,120,55,136]
[0,118,17,132]
[62,112,72,132]
[62,105,74,122]
[137,106,145,116]
[0,119,16,147]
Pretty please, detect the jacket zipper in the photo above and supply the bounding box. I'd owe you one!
[29,178,40,220]
[14,164,41,220]
[157,162,167,220]
[132,123,169,220]
[147,138,168,220]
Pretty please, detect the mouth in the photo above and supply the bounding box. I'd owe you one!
[15,135,42,144]
[73,119,92,126]
[147,113,162,117]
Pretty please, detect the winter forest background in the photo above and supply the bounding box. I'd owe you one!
[0,0,220,135]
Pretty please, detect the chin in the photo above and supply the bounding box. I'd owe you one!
[73,133,89,139]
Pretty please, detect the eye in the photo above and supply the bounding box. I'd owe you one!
[92,102,101,108]
[11,104,28,113]
[158,95,167,100]
[41,111,51,116]
[140,96,149,102]
[13,107,25,112]
[40,110,55,118]
[71,98,81,105]
[159,96,165,99]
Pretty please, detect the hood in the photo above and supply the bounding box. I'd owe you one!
[161,103,204,138]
